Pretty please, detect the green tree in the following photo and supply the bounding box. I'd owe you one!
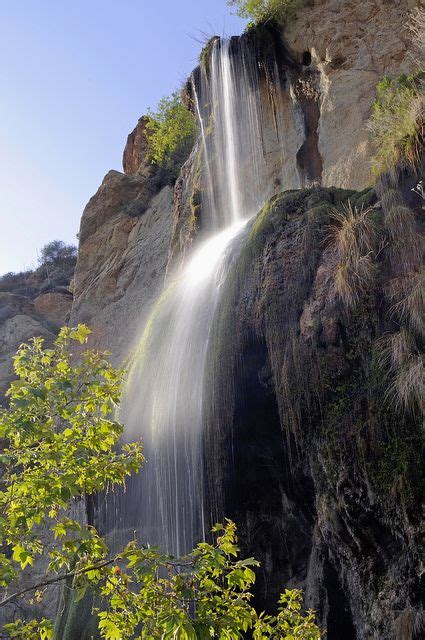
[38,240,77,267]
[0,326,143,639]
[0,327,320,639]
[228,0,304,26]
[146,92,197,181]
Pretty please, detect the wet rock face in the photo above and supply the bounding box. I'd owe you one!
[204,186,423,639]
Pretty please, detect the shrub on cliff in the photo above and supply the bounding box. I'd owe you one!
[145,92,197,182]
[0,327,321,640]
[228,0,304,26]
[369,73,424,176]
[0,240,77,298]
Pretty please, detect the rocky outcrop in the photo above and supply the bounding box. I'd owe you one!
[123,116,152,177]
[34,292,72,327]
[284,0,419,189]
[0,293,57,401]
[71,170,174,361]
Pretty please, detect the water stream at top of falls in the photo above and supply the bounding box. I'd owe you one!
[108,36,287,557]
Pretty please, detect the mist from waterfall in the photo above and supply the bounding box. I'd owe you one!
[110,36,286,556]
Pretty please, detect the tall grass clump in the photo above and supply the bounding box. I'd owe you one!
[228,0,305,27]
[386,270,425,337]
[378,329,424,413]
[328,202,378,308]
[369,73,424,177]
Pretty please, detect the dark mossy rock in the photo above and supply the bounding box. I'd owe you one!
[203,185,423,639]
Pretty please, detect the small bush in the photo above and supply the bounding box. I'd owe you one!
[385,203,422,272]
[228,0,304,27]
[0,240,76,298]
[145,92,197,182]
[369,73,424,177]
[328,202,378,308]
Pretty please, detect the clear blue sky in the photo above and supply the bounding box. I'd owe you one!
[0,1,245,275]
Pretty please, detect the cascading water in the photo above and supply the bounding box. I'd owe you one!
[110,35,288,556]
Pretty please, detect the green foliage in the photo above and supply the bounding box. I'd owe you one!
[0,328,320,639]
[228,0,304,27]
[76,521,320,640]
[369,73,424,176]
[146,92,197,181]
[3,618,54,639]
[0,325,143,634]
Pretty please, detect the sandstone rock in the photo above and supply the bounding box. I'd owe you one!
[123,115,151,177]
[71,173,174,362]
[34,291,72,327]
[285,0,418,189]
[0,293,56,400]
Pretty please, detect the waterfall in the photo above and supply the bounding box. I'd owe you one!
[112,35,287,556]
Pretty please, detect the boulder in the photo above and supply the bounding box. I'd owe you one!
[34,291,72,327]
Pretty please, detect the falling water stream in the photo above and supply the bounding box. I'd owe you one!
[111,37,287,556]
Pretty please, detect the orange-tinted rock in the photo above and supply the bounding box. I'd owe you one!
[122,116,151,177]
[34,291,72,327]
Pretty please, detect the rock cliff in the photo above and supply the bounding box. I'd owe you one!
[203,178,423,638]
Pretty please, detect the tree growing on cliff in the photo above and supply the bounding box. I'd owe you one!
[0,327,320,639]
[145,92,197,182]
[228,0,304,26]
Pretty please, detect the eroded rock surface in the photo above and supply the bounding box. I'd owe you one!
[71,170,174,362]
[285,0,418,188]
[0,293,56,401]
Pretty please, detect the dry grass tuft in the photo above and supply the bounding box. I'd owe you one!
[328,202,378,308]
[386,270,425,337]
[378,329,424,413]
[385,204,424,272]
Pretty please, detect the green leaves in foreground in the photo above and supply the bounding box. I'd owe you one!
[0,326,320,639]
[78,520,321,639]
[0,325,144,591]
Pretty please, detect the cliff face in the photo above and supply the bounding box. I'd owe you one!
[71,0,419,361]
[203,177,423,639]
[0,293,72,403]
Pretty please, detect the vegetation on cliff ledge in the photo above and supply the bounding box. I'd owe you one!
[369,73,424,176]
[146,92,197,182]
[228,0,305,27]
[0,240,76,299]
